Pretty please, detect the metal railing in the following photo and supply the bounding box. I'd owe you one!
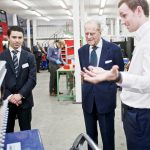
[70,133,101,150]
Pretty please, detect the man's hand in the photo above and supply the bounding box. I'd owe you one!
[81,65,119,84]
[56,59,62,65]
[88,66,106,74]
[8,94,22,106]
[81,67,107,84]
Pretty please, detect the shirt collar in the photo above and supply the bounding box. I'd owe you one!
[9,46,22,53]
[135,20,150,41]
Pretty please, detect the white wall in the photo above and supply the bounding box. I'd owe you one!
[36,20,73,39]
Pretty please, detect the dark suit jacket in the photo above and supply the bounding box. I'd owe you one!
[0,48,37,109]
[78,39,124,113]
[33,46,42,60]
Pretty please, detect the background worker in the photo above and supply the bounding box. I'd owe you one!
[47,40,66,96]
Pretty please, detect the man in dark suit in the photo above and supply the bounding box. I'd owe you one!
[0,26,36,133]
[33,43,42,73]
[78,20,124,150]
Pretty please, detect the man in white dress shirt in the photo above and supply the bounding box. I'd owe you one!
[81,0,150,150]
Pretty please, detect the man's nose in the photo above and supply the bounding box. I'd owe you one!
[87,34,92,38]
[120,19,125,25]
[15,38,20,42]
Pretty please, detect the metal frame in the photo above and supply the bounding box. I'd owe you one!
[70,133,101,150]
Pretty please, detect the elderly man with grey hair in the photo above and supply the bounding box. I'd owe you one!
[78,19,124,150]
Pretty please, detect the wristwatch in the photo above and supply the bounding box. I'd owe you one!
[114,72,122,82]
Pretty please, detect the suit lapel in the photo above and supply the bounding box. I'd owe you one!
[5,50,16,74]
[85,45,90,66]
[98,39,109,67]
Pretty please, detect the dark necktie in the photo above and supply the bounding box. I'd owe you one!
[90,46,97,66]
[12,50,19,77]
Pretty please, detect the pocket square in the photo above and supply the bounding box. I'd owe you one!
[22,63,29,68]
[105,60,112,64]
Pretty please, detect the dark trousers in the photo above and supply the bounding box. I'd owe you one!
[36,57,41,72]
[49,62,60,93]
[122,103,150,150]
[6,106,32,133]
[83,102,115,150]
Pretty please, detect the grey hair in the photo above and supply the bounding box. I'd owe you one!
[84,19,101,32]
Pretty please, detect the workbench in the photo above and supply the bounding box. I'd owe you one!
[57,67,75,101]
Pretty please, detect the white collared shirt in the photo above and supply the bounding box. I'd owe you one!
[89,39,103,66]
[120,20,150,108]
[9,46,22,63]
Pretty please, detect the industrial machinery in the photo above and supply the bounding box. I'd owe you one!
[0,10,8,53]
[0,61,8,149]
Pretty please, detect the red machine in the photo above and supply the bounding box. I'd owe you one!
[0,10,8,53]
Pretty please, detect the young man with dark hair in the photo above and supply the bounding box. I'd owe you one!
[0,26,36,133]
[78,20,124,150]
[82,0,150,149]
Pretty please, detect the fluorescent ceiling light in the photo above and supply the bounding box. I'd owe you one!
[41,17,50,21]
[30,10,41,16]
[13,0,28,9]
[66,10,72,16]
[47,16,53,20]
[100,0,107,8]
[99,9,104,15]
[57,0,67,9]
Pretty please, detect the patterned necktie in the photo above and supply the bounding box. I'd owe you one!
[90,46,98,66]
[12,50,19,77]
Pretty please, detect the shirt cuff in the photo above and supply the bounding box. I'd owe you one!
[116,72,129,88]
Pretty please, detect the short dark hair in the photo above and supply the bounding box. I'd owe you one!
[7,26,24,37]
[118,0,149,17]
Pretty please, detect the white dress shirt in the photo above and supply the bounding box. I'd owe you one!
[9,46,22,63]
[120,20,150,108]
[89,39,103,67]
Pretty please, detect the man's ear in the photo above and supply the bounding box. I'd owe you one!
[135,6,143,17]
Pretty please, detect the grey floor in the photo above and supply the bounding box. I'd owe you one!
[15,70,127,150]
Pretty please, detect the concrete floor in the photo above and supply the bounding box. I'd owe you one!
[15,70,127,150]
